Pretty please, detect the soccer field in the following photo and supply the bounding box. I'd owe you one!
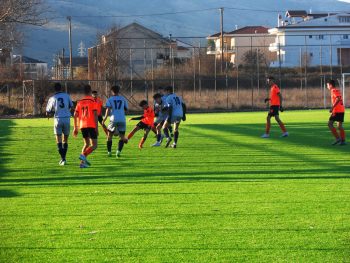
[0,110,349,262]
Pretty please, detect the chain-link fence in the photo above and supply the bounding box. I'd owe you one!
[1,34,350,115]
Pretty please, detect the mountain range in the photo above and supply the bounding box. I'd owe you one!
[22,0,350,64]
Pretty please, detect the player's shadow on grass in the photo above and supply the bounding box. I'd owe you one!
[0,189,20,198]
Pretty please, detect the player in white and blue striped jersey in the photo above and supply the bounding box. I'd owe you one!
[46,82,73,165]
[162,86,187,148]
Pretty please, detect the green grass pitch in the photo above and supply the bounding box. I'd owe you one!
[0,110,349,262]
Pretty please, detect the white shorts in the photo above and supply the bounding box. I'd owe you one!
[107,121,126,135]
[54,117,70,135]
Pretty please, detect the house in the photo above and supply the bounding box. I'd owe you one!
[268,11,350,67]
[88,22,190,80]
[207,26,275,66]
[0,48,12,67]
[12,55,48,80]
[52,57,88,80]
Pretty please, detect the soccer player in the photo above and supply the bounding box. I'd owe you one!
[46,82,73,166]
[327,79,346,145]
[158,86,173,137]
[152,93,166,146]
[261,76,288,138]
[73,85,99,168]
[162,86,187,148]
[92,90,108,135]
[102,85,128,158]
[127,100,155,149]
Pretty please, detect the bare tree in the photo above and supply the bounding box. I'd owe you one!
[0,0,47,49]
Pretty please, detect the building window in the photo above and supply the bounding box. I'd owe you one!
[316,35,324,40]
[310,53,313,57]
[339,16,350,23]
[309,35,313,39]
[344,35,349,39]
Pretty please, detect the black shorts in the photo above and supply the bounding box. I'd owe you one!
[329,113,345,122]
[136,121,151,130]
[268,106,280,116]
[81,128,98,139]
[98,115,103,124]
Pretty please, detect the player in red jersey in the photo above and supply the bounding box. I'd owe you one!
[92,90,108,135]
[73,85,99,168]
[261,76,288,138]
[327,79,346,145]
[127,100,155,149]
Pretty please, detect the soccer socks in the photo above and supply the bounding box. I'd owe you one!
[174,131,179,144]
[265,123,271,134]
[163,128,170,138]
[83,147,94,157]
[156,133,162,142]
[340,128,346,141]
[62,143,68,160]
[330,127,340,139]
[118,140,125,152]
[279,122,287,133]
[107,140,112,152]
[57,143,64,159]
[127,130,136,140]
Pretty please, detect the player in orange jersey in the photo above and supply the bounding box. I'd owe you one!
[92,90,108,135]
[127,100,155,149]
[261,76,288,138]
[73,85,99,168]
[327,79,346,146]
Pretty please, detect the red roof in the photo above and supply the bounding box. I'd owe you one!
[227,26,270,35]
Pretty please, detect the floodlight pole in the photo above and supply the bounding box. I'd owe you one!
[67,16,73,80]
[220,7,224,74]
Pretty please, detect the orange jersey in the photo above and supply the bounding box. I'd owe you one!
[270,84,281,106]
[75,96,98,129]
[331,88,345,113]
[94,97,103,116]
[142,106,155,126]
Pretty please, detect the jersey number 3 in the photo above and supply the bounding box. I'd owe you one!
[58,98,65,108]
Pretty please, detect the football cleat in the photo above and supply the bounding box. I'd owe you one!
[79,162,89,168]
[332,138,341,145]
[152,142,161,147]
[340,140,347,146]
[116,150,121,158]
[171,143,177,149]
[261,134,270,138]
[59,159,66,166]
[165,137,172,148]
[281,132,289,137]
[79,154,91,166]
[107,152,112,157]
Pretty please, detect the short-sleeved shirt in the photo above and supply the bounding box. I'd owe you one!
[105,95,128,123]
[46,92,73,118]
[142,106,155,126]
[166,93,183,117]
[270,84,281,106]
[94,97,103,116]
[331,88,345,113]
[74,96,98,129]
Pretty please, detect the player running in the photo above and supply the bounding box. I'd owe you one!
[327,79,346,145]
[102,85,128,158]
[261,76,288,138]
[46,82,73,166]
[73,85,99,168]
[127,100,155,149]
[92,90,108,135]
[162,86,187,148]
[152,93,166,146]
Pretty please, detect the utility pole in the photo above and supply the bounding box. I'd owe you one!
[62,48,65,80]
[67,16,73,80]
[220,7,224,73]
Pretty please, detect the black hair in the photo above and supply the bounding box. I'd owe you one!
[326,79,336,87]
[92,90,98,94]
[54,82,62,92]
[165,86,173,93]
[153,93,162,99]
[267,76,275,81]
[84,84,92,95]
[139,100,148,107]
[111,85,120,94]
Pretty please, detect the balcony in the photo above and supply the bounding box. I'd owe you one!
[207,46,236,55]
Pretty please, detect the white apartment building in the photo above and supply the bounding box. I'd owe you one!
[269,11,350,67]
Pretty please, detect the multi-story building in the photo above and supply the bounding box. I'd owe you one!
[12,55,48,80]
[207,26,275,66]
[269,11,350,67]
